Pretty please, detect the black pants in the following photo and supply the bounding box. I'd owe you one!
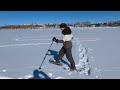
[56,46,76,69]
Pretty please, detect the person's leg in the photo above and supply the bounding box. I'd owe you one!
[56,46,65,63]
[65,48,76,70]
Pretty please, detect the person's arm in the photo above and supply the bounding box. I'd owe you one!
[58,40,64,43]
[52,37,63,43]
[52,37,64,43]
[57,34,73,43]
[57,35,65,43]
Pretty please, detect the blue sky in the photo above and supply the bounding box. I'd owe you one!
[0,11,120,26]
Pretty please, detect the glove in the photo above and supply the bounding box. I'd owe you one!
[52,37,58,43]
[52,37,56,41]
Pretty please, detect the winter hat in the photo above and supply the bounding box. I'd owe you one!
[60,23,67,28]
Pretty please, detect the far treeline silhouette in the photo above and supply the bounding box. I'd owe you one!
[0,20,120,30]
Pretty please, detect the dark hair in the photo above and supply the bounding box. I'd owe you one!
[62,27,72,35]
[60,23,67,28]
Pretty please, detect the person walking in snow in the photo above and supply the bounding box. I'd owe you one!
[52,23,76,71]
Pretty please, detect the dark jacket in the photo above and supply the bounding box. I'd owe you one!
[58,27,73,48]
[62,27,71,35]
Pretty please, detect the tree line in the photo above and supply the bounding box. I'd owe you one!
[0,20,120,30]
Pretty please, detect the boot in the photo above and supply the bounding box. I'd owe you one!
[49,59,62,66]
[54,61,62,66]
[70,67,76,71]
[70,64,76,71]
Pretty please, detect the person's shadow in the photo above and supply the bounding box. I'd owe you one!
[30,69,51,79]
[47,50,70,66]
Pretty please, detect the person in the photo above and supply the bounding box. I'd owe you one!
[52,23,76,71]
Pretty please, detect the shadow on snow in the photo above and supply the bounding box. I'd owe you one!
[30,69,51,79]
[47,50,70,66]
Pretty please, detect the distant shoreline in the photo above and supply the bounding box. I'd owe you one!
[0,27,120,31]
[0,20,120,30]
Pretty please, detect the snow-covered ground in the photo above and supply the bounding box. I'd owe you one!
[0,27,120,79]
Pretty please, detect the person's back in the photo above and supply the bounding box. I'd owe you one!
[62,27,73,48]
[62,27,71,35]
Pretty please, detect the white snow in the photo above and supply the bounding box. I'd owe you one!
[2,69,7,72]
[0,27,120,79]
[0,76,13,79]
[54,77,65,79]
[22,75,33,79]
[95,76,99,79]
[48,73,53,77]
